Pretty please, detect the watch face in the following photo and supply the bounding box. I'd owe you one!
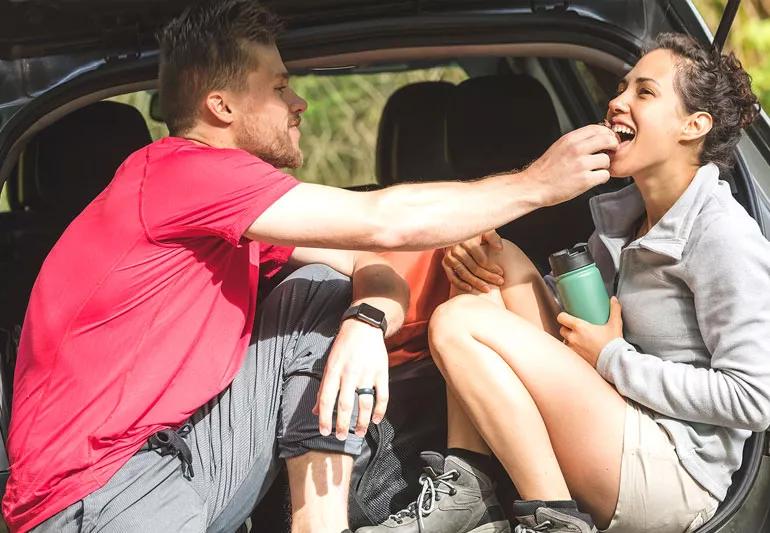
[359,303,385,324]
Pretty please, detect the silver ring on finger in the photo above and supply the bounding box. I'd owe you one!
[355,387,375,396]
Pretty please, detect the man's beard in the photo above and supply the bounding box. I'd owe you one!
[235,117,303,169]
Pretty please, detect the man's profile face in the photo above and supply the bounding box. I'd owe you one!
[227,43,307,168]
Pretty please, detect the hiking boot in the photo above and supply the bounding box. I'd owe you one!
[512,500,597,533]
[356,451,510,533]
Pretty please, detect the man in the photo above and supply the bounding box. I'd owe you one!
[1,1,618,532]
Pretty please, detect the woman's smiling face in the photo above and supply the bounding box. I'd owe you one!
[606,49,697,178]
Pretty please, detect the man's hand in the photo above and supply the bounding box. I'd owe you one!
[313,319,389,440]
[442,231,505,293]
[525,124,618,207]
[557,296,623,367]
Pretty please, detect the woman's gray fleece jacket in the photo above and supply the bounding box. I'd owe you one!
[588,163,770,501]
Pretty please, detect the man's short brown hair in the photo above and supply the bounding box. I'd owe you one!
[158,0,283,135]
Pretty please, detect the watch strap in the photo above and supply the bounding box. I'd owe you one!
[341,303,388,335]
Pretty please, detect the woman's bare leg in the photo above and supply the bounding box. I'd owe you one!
[429,295,625,528]
[444,241,560,456]
[446,384,491,454]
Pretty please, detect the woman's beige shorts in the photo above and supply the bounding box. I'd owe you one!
[602,401,720,533]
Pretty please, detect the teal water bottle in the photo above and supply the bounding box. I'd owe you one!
[548,244,610,325]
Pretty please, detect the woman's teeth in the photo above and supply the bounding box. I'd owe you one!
[611,124,636,142]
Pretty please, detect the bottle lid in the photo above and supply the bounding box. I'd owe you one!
[548,243,595,277]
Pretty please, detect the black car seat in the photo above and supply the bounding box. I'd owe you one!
[0,101,152,363]
[375,81,456,185]
[360,80,459,526]
[448,74,596,273]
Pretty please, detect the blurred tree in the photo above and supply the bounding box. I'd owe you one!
[693,0,770,110]
[291,66,466,186]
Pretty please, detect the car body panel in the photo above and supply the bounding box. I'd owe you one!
[0,0,700,60]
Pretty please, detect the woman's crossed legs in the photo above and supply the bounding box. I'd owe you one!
[429,241,625,529]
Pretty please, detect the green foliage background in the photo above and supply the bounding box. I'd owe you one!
[694,0,770,110]
[291,67,467,186]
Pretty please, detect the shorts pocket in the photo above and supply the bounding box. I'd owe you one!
[684,499,719,533]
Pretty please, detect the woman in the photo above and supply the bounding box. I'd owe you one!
[359,33,768,533]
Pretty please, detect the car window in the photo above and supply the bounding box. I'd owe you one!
[290,65,467,187]
[0,183,9,212]
[107,91,169,141]
[505,57,618,132]
[573,60,618,115]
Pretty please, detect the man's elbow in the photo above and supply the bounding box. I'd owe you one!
[362,210,411,251]
[368,227,409,251]
[361,190,425,251]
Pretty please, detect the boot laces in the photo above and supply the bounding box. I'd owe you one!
[514,521,553,533]
[388,469,460,530]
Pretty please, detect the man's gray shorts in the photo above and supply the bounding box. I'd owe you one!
[33,264,364,533]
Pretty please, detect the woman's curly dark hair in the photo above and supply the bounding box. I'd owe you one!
[648,33,760,172]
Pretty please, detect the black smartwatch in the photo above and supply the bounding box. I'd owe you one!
[341,303,388,335]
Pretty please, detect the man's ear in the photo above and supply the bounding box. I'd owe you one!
[681,111,712,142]
[204,91,235,125]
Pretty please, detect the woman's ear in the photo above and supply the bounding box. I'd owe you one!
[681,111,712,142]
[204,91,235,125]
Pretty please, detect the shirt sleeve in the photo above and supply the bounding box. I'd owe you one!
[596,216,770,432]
[259,243,295,280]
[141,147,299,246]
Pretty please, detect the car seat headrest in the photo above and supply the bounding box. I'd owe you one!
[23,101,152,220]
[376,81,456,185]
[448,75,561,179]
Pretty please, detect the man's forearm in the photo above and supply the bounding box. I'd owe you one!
[368,171,542,251]
[349,253,409,337]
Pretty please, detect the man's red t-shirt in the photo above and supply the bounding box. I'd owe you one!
[2,137,299,532]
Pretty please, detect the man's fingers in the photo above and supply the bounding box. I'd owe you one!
[316,344,347,435]
[585,152,611,171]
[335,376,358,440]
[372,373,389,424]
[586,169,611,186]
[567,123,618,144]
[316,370,341,436]
[354,387,375,438]
[559,326,572,341]
[576,134,619,158]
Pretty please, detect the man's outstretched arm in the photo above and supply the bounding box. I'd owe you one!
[246,124,618,251]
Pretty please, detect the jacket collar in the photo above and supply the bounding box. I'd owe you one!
[589,163,720,261]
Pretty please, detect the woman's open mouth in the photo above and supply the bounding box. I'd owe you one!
[611,123,636,149]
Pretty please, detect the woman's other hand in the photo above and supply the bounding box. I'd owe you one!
[557,296,623,367]
[442,230,505,293]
